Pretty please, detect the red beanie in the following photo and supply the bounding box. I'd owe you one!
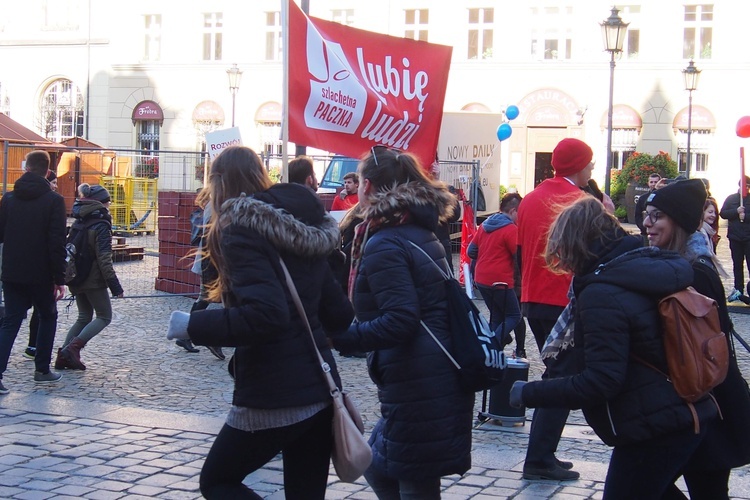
[552,138,593,178]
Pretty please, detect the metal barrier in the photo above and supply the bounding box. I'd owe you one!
[1,144,479,298]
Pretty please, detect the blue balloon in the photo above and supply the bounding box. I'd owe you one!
[505,105,520,121]
[496,123,513,141]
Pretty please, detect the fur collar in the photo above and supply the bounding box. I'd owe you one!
[361,181,456,226]
[219,195,340,258]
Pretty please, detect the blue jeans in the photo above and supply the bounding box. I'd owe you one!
[364,467,441,500]
[0,281,58,376]
[477,284,522,341]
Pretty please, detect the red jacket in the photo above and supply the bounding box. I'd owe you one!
[517,177,583,308]
[469,217,516,288]
[331,193,358,211]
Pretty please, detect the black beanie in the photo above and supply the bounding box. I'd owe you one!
[645,178,706,233]
[80,183,111,204]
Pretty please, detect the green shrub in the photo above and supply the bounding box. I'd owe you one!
[614,205,627,219]
[611,151,678,198]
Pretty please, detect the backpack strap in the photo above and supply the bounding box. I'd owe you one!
[406,240,452,281]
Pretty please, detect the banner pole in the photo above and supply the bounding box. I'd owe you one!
[741,147,745,222]
[281,0,291,182]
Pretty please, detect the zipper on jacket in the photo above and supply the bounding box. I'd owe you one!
[605,401,618,437]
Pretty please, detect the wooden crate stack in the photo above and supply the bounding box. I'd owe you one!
[155,191,200,295]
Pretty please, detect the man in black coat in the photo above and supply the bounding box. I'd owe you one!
[0,150,67,393]
[719,176,750,301]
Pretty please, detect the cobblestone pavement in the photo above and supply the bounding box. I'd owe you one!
[0,223,749,499]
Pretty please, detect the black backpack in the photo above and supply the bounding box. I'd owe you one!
[190,207,204,247]
[408,241,507,392]
[64,219,108,287]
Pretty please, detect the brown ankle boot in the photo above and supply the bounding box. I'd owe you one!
[54,348,74,370]
[60,338,87,370]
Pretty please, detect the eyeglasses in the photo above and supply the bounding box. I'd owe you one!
[642,210,663,224]
[371,145,402,166]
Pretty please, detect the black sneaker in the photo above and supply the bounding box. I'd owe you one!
[207,346,226,360]
[0,380,8,395]
[515,349,527,359]
[23,347,36,360]
[34,371,62,383]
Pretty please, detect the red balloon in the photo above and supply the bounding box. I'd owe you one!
[737,116,750,138]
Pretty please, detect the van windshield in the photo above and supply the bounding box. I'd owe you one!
[320,157,359,189]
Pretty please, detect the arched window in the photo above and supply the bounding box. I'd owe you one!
[41,79,84,142]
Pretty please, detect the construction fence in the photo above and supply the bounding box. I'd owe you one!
[2,144,480,298]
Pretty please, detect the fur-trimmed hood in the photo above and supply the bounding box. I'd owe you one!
[218,189,340,258]
[361,181,456,232]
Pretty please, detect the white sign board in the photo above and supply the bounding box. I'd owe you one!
[205,127,243,160]
[437,112,503,215]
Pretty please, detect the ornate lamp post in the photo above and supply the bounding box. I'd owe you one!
[683,59,701,178]
[600,7,629,196]
[226,63,243,127]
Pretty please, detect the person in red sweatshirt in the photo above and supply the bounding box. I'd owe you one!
[467,192,524,357]
[516,137,594,481]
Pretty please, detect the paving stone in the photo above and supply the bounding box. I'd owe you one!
[0,239,745,499]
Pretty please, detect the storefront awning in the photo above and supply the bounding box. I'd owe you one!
[600,104,643,131]
[255,101,282,123]
[192,100,225,124]
[673,104,716,131]
[131,100,164,125]
[461,102,492,113]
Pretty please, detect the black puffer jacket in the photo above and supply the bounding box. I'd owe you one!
[0,171,66,285]
[522,234,717,446]
[683,243,750,471]
[335,182,473,481]
[719,192,750,241]
[188,184,354,409]
[69,200,123,296]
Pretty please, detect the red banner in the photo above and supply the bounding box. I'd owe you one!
[287,0,452,167]
[459,202,477,285]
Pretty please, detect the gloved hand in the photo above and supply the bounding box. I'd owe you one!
[329,328,359,355]
[509,380,526,408]
[167,311,191,340]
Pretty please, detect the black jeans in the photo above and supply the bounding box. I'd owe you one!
[525,315,572,469]
[200,405,333,499]
[0,281,58,377]
[604,426,708,499]
[728,239,750,292]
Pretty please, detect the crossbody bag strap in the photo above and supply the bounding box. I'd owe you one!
[277,256,339,395]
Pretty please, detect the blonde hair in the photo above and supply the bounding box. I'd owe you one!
[544,196,622,275]
[204,146,273,300]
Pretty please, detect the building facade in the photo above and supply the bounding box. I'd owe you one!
[1,0,749,202]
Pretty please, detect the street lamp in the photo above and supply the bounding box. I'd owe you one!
[600,7,629,196]
[226,63,243,127]
[683,59,701,178]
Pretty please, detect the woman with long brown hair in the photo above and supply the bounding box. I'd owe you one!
[167,146,354,498]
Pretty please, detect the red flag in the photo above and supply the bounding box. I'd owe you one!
[459,202,476,285]
[287,0,452,167]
